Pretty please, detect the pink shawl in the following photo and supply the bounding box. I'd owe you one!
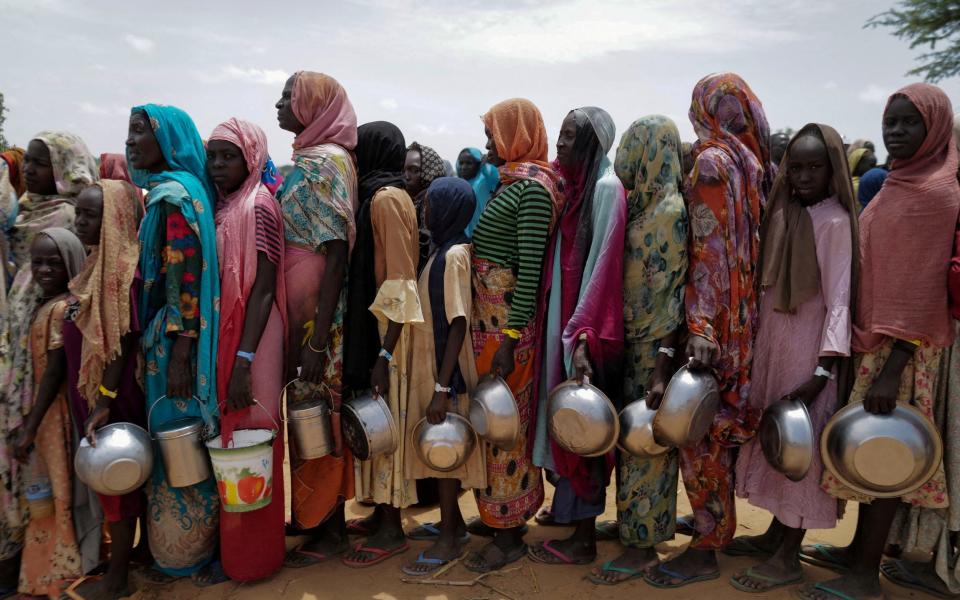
[291,71,358,152]
[210,118,288,438]
[854,83,960,351]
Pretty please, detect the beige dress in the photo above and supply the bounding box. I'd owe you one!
[404,244,486,489]
[355,187,423,508]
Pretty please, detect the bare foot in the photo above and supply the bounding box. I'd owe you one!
[589,548,659,584]
[730,555,803,592]
[401,536,467,575]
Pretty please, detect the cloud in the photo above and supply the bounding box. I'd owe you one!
[379,98,399,111]
[414,123,453,136]
[123,33,155,53]
[858,84,889,104]
[823,81,838,91]
[78,102,130,117]
[195,66,289,86]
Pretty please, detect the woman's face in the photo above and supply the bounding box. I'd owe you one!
[404,149,424,195]
[555,112,578,169]
[206,139,249,196]
[74,186,104,246]
[30,234,70,297]
[854,151,878,177]
[23,139,57,195]
[276,75,304,134]
[787,134,832,204]
[485,127,504,167]
[126,112,166,172]
[458,150,479,180]
[883,96,927,160]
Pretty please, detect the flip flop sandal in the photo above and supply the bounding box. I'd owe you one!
[60,575,103,600]
[400,550,465,577]
[880,559,958,599]
[723,536,775,558]
[728,566,803,593]
[794,581,862,600]
[675,514,696,536]
[644,563,721,589]
[587,560,646,586]
[798,544,850,573]
[464,543,528,574]
[527,540,595,565]
[191,561,228,588]
[595,520,619,541]
[465,516,528,538]
[284,546,344,569]
[346,518,374,536]
[405,522,471,544]
[341,542,410,568]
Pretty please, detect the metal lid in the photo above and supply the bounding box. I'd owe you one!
[288,399,329,420]
[153,417,203,440]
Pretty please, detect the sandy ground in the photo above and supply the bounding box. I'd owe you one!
[126,479,938,600]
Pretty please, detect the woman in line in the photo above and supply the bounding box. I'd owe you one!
[464,98,565,574]
[275,71,359,567]
[342,121,422,567]
[728,124,857,594]
[455,147,499,237]
[126,104,221,584]
[404,141,446,271]
[588,115,689,585]
[645,73,771,588]
[847,147,877,198]
[1,147,24,310]
[856,167,888,212]
[797,84,960,600]
[207,118,287,583]
[527,107,626,566]
[401,176,485,576]
[8,228,87,597]
[63,180,146,600]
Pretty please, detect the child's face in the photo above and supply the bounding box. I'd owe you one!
[787,134,832,204]
[74,186,104,246]
[30,235,70,297]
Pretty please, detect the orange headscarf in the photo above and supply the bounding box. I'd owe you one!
[1,147,25,197]
[291,71,358,152]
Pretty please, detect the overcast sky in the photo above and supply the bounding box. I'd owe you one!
[3,0,958,165]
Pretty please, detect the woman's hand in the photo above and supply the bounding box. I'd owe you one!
[371,356,390,397]
[782,376,829,407]
[299,335,326,384]
[426,391,450,425]
[12,427,36,463]
[489,338,518,380]
[84,405,111,446]
[686,334,719,370]
[864,371,900,414]
[571,339,594,383]
[227,360,255,412]
[645,368,669,409]
[167,336,193,399]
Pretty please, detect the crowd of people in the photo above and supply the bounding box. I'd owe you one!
[0,69,958,600]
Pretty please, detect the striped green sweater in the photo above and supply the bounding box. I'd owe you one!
[472,179,553,329]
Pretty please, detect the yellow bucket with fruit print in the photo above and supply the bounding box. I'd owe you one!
[205,401,278,513]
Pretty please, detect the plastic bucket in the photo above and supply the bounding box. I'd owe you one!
[205,401,278,513]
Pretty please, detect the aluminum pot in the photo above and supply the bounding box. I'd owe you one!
[618,400,671,458]
[341,392,398,461]
[149,396,212,488]
[413,414,476,472]
[469,376,520,450]
[652,362,720,448]
[283,380,334,460]
[759,397,814,482]
[75,422,153,496]
[821,402,942,498]
[547,378,619,458]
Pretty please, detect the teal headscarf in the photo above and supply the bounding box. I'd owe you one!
[130,104,220,431]
[458,147,499,237]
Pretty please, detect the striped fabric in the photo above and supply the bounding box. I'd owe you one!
[472,179,552,328]
[254,203,283,265]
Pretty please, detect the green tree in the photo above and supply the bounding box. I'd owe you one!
[868,0,960,82]
[0,92,7,150]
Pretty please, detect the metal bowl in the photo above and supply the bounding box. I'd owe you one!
[821,402,943,498]
[547,379,619,457]
[618,400,671,458]
[75,422,154,496]
[759,398,814,482]
[413,414,477,472]
[469,376,520,450]
[652,363,720,448]
[342,392,399,461]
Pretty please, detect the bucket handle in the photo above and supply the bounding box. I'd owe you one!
[147,395,217,440]
[280,379,332,422]
[246,398,281,436]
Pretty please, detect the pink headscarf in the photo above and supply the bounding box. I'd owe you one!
[855,83,960,351]
[292,71,358,152]
[209,118,288,440]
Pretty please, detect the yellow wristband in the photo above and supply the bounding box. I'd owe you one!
[98,384,118,399]
[501,328,521,340]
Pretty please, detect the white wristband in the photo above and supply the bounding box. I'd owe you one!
[435,383,452,394]
[658,346,676,358]
[814,366,835,380]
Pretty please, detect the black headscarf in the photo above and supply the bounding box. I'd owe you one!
[425,177,476,394]
[343,121,406,392]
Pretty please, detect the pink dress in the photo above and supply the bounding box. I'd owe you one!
[735,197,852,530]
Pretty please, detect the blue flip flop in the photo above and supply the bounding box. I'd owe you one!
[400,551,462,577]
[644,563,720,589]
[406,522,470,543]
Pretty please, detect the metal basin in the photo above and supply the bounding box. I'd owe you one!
[821,402,943,498]
[618,400,671,458]
[547,378,619,457]
[652,363,720,448]
[413,414,477,472]
[759,397,814,482]
[284,379,334,460]
[469,376,520,450]
[342,392,398,461]
[75,422,153,496]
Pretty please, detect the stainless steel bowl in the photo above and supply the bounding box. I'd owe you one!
[618,400,671,458]
[75,422,154,496]
[469,376,520,450]
[342,392,399,461]
[821,402,943,498]
[652,363,720,448]
[547,378,619,457]
[413,414,477,472]
[759,398,814,482]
